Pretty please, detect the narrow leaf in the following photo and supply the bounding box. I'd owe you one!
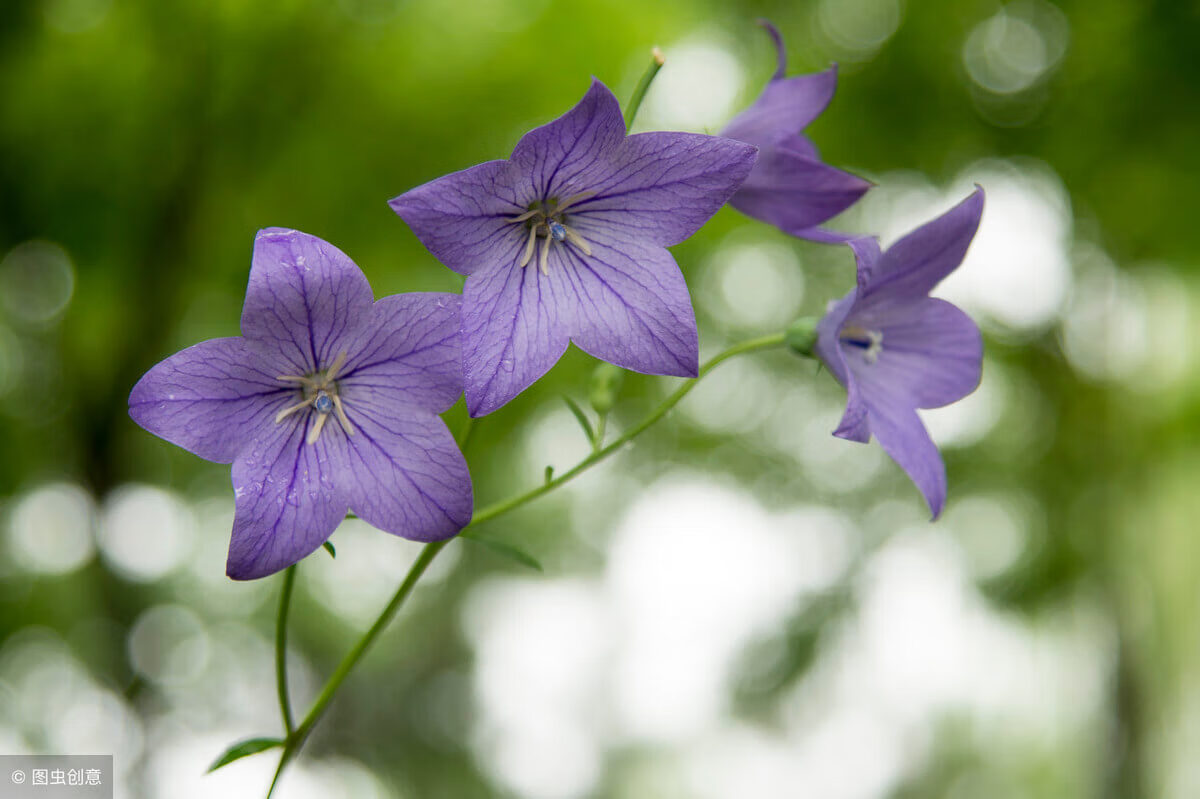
[322,540,336,558]
[207,737,285,773]
[461,532,543,572]
[544,465,554,484]
[562,395,596,444]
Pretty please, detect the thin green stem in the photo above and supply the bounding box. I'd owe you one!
[471,332,785,526]
[593,412,608,452]
[267,541,447,797]
[624,47,666,130]
[265,332,786,796]
[275,565,297,737]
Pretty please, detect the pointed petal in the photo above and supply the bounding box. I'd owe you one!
[867,401,947,519]
[814,291,871,443]
[227,418,347,580]
[848,297,983,409]
[558,236,699,377]
[332,406,472,541]
[338,293,464,414]
[863,188,985,301]
[129,337,288,463]
[728,147,870,239]
[563,130,757,247]
[389,159,528,277]
[721,65,838,148]
[759,19,789,80]
[461,257,571,416]
[241,229,376,374]
[509,79,627,199]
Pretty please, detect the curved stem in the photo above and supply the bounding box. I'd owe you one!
[265,332,785,795]
[471,332,785,526]
[624,47,666,130]
[275,565,297,736]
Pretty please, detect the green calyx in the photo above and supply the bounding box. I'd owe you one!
[785,316,820,357]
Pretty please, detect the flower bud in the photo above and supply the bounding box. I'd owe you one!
[589,363,625,415]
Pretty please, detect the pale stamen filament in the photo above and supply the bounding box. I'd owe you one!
[275,397,313,424]
[324,350,349,382]
[306,412,329,445]
[331,394,355,436]
[539,234,552,275]
[552,191,597,214]
[519,224,538,268]
[562,226,592,256]
[507,208,541,223]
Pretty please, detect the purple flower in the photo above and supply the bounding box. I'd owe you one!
[721,21,872,243]
[389,80,757,417]
[814,189,985,518]
[129,229,472,580]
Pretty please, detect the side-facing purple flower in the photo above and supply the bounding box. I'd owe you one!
[129,229,473,580]
[722,21,871,243]
[390,79,757,417]
[814,188,985,518]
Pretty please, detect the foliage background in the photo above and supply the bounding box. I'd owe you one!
[1,0,1198,796]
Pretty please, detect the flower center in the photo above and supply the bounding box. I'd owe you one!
[840,326,883,364]
[274,351,357,444]
[507,191,596,274]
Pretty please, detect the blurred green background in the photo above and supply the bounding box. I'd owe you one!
[2,0,1199,797]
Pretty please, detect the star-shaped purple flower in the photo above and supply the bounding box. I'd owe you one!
[815,188,985,518]
[389,79,758,417]
[722,21,872,243]
[129,229,473,580]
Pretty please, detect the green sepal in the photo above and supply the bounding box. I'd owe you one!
[784,317,820,357]
[322,540,336,558]
[207,737,285,773]
[460,531,543,572]
[562,395,596,444]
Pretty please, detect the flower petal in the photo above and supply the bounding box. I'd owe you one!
[389,159,526,277]
[461,255,571,417]
[509,79,627,200]
[861,188,985,301]
[339,293,464,414]
[564,130,757,247]
[815,292,871,442]
[331,405,472,541]
[728,145,870,240]
[558,236,699,377]
[227,418,347,580]
[129,337,287,463]
[849,297,983,409]
[867,401,947,519]
[722,65,838,149]
[240,228,376,373]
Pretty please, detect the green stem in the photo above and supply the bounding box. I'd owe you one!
[275,565,297,736]
[265,332,785,795]
[624,47,666,130]
[471,332,785,526]
[267,541,447,797]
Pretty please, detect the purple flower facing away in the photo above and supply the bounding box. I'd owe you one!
[390,79,758,417]
[721,21,872,243]
[129,229,473,580]
[815,188,985,518]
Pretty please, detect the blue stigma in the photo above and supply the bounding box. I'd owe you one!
[314,391,334,414]
[548,221,567,241]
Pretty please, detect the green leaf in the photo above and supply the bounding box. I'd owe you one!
[461,532,543,572]
[562,395,596,444]
[207,737,285,773]
[322,540,336,558]
[544,465,554,484]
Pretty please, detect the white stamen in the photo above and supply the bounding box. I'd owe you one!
[553,191,597,214]
[539,235,552,275]
[563,225,592,256]
[507,208,540,223]
[324,351,349,382]
[275,397,312,424]
[307,412,329,444]
[332,394,355,436]
[519,224,537,268]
